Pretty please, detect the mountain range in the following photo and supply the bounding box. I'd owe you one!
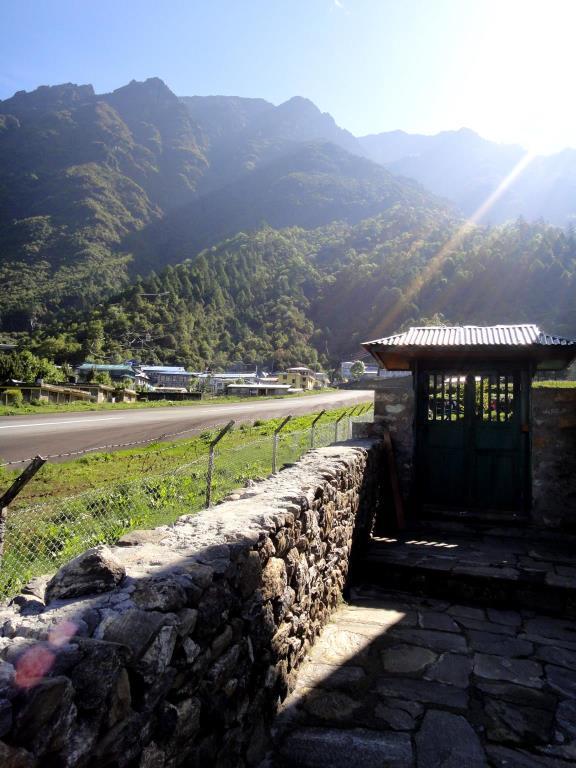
[1,77,575,367]
[359,129,576,226]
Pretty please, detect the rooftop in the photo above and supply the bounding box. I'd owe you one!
[77,363,137,371]
[140,366,193,374]
[363,324,576,371]
[364,324,576,348]
[196,372,258,379]
[285,367,315,373]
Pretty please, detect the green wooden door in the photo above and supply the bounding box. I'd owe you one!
[417,368,527,512]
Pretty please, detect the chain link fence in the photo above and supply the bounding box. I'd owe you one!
[0,408,373,598]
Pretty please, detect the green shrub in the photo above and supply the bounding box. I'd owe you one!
[3,388,23,407]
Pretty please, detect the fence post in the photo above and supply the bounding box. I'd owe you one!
[205,421,234,508]
[272,416,292,474]
[0,455,46,564]
[347,405,363,438]
[310,409,326,449]
[334,411,349,443]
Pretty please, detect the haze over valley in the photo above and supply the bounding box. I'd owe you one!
[1,75,575,370]
[2,0,576,372]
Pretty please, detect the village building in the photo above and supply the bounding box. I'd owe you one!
[76,363,150,388]
[139,365,197,388]
[277,366,318,390]
[195,370,258,393]
[225,382,293,397]
[0,381,93,405]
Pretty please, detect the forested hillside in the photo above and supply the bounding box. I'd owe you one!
[2,77,576,371]
[125,141,439,275]
[0,78,207,330]
[182,94,361,194]
[0,79,438,330]
[29,210,576,369]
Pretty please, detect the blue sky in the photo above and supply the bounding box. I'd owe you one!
[1,0,575,153]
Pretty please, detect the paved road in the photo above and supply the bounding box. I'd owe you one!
[0,391,373,464]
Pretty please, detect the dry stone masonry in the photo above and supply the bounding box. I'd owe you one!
[532,387,576,529]
[0,439,384,768]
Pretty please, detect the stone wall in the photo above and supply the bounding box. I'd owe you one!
[0,439,383,768]
[532,387,576,529]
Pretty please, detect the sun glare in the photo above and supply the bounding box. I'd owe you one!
[434,0,576,154]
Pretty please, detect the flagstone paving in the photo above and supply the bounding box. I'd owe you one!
[267,586,576,767]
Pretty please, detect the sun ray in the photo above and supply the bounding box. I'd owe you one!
[376,151,537,336]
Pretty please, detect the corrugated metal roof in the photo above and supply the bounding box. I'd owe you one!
[77,363,136,371]
[141,366,187,372]
[141,366,195,375]
[364,325,576,348]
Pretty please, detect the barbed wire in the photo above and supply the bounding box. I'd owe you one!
[0,411,374,598]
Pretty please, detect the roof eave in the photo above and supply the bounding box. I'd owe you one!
[362,342,576,371]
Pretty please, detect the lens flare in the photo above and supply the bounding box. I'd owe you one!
[375,151,536,337]
[15,620,79,689]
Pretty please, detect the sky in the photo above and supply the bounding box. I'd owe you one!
[1,0,575,154]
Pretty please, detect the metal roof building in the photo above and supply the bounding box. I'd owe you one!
[363,324,576,371]
[361,323,576,517]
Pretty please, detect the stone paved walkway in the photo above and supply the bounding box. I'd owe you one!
[268,586,576,767]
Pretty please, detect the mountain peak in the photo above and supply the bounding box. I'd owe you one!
[0,82,95,113]
[106,77,180,109]
[277,96,322,116]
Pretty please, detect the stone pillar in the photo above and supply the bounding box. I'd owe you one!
[373,375,415,507]
[532,387,576,529]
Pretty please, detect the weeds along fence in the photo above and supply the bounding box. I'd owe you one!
[0,407,373,599]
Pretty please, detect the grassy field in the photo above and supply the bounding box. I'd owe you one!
[0,404,368,507]
[0,387,340,417]
[532,380,576,388]
[0,404,372,597]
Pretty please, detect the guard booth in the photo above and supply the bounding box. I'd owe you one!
[363,325,576,517]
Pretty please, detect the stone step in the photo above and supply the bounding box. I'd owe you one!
[413,518,576,545]
[353,531,576,618]
[420,506,526,527]
[270,726,413,768]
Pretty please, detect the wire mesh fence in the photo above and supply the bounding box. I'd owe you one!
[0,408,373,598]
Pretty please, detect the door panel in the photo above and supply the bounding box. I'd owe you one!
[418,368,526,512]
[421,373,467,506]
[471,373,521,510]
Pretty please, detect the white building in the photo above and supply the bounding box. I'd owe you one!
[140,366,197,388]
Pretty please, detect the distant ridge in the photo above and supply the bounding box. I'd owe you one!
[358,128,576,226]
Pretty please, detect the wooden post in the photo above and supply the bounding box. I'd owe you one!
[334,412,348,442]
[205,421,234,508]
[382,428,405,530]
[310,410,326,449]
[0,456,46,562]
[272,416,292,474]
